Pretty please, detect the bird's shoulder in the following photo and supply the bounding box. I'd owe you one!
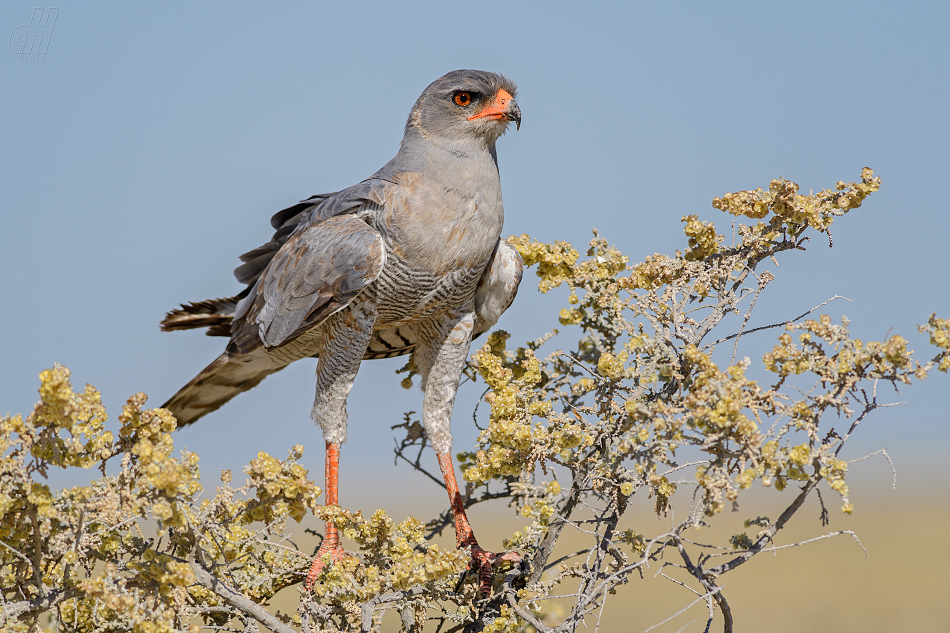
[233,175,397,289]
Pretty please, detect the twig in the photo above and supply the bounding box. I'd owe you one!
[706,295,851,347]
[706,479,817,577]
[186,557,298,633]
[360,586,427,632]
[758,530,867,558]
[504,586,548,632]
[528,467,591,586]
[730,270,769,364]
[847,448,897,489]
[393,441,446,490]
[0,538,31,565]
[1,590,75,626]
[642,585,722,633]
[657,571,702,597]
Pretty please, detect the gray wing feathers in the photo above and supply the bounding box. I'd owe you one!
[234,194,332,286]
[233,214,385,351]
[232,179,390,289]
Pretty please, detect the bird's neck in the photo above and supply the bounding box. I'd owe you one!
[399,128,499,170]
[380,135,506,275]
[391,131,503,203]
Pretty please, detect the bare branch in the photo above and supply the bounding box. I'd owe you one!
[706,480,818,577]
[187,558,298,633]
[360,586,427,632]
[642,585,722,633]
[706,295,852,348]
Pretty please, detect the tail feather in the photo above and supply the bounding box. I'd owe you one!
[160,297,239,337]
[162,352,286,426]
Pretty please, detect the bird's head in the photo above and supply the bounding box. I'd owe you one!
[406,70,520,149]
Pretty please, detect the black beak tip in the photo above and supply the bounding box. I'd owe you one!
[508,102,522,131]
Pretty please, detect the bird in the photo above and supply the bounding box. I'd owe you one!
[159,70,524,593]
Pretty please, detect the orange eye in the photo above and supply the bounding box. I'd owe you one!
[453,92,472,106]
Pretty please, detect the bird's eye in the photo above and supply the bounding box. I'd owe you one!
[453,92,472,107]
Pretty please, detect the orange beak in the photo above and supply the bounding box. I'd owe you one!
[467,89,521,130]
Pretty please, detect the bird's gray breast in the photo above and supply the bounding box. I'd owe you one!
[368,255,487,327]
[366,168,505,326]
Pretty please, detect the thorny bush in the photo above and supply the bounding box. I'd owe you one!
[3,168,948,632]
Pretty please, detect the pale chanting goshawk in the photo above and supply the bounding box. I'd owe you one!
[161,70,524,593]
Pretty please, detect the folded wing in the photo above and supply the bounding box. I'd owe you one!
[229,214,385,353]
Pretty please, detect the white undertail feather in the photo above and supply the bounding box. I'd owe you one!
[473,240,524,334]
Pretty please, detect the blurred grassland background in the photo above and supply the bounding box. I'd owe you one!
[258,472,948,632]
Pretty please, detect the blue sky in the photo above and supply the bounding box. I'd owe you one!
[3,1,948,509]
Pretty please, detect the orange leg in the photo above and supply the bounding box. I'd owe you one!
[436,452,521,598]
[305,442,346,589]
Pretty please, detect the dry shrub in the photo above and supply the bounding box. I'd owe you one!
[3,169,947,632]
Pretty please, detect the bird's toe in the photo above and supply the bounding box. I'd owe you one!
[304,542,348,589]
[468,544,522,599]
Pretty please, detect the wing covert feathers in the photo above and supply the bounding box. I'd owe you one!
[229,215,385,354]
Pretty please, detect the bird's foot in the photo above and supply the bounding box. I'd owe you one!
[466,543,522,599]
[304,541,347,590]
